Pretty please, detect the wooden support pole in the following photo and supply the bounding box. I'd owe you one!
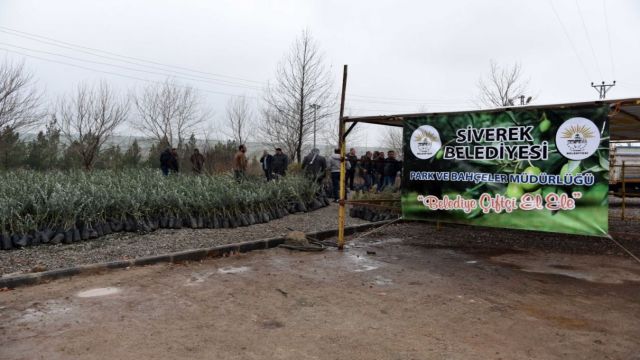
[338,65,348,250]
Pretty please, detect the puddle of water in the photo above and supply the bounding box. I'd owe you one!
[218,266,251,274]
[18,300,73,323]
[492,253,640,284]
[357,237,403,247]
[466,260,478,264]
[347,254,383,272]
[76,287,121,298]
[372,276,393,286]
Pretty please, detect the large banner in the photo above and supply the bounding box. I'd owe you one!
[401,105,610,236]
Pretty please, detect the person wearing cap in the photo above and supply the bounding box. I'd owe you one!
[302,148,327,185]
[271,147,289,178]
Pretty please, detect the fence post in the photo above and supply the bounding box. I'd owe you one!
[622,161,626,221]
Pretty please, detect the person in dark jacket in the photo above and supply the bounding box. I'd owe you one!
[259,150,273,181]
[359,151,373,191]
[375,151,385,191]
[168,148,179,174]
[346,148,358,191]
[160,148,172,176]
[302,148,327,184]
[271,148,289,178]
[381,150,402,191]
[190,148,205,174]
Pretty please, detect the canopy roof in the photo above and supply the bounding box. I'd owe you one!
[343,98,640,141]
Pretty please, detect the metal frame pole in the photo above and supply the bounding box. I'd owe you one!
[338,65,348,250]
[622,162,626,220]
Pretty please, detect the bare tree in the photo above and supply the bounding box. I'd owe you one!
[0,58,44,132]
[262,30,334,162]
[225,95,253,145]
[383,127,403,155]
[260,107,299,158]
[477,60,532,108]
[132,79,209,148]
[57,81,129,170]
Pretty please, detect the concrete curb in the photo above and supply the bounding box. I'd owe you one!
[0,221,390,289]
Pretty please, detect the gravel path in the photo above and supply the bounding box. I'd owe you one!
[0,204,367,276]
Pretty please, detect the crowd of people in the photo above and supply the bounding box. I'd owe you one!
[159,145,403,200]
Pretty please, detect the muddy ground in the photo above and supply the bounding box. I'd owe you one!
[1,229,639,360]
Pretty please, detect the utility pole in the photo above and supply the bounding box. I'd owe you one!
[591,81,616,99]
[309,104,320,149]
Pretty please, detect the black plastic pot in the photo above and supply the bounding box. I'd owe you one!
[42,228,54,243]
[160,216,169,229]
[222,217,230,228]
[63,230,74,244]
[51,232,64,245]
[1,233,12,250]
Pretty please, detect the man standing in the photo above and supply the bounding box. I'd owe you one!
[381,150,402,191]
[233,144,248,181]
[168,148,180,174]
[329,148,351,202]
[359,151,373,191]
[375,151,385,191]
[259,150,273,181]
[160,148,172,176]
[190,148,205,174]
[346,148,358,191]
[271,148,289,178]
[302,148,327,185]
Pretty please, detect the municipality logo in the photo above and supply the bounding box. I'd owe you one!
[555,117,600,160]
[410,125,442,159]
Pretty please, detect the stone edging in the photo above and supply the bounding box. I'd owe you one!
[0,221,390,289]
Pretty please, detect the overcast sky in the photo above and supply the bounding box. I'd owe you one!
[0,0,638,147]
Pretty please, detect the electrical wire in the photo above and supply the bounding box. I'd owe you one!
[0,26,480,107]
[0,26,264,85]
[574,0,603,80]
[0,41,263,91]
[0,47,260,99]
[548,0,592,82]
[602,0,616,79]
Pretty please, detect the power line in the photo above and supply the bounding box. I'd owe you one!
[548,0,592,81]
[0,47,260,99]
[602,0,616,79]
[574,0,603,80]
[0,26,481,107]
[0,25,485,109]
[0,29,265,89]
[0,41,263,91]
[0,26,265,85]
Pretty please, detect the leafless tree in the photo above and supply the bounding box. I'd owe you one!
[260,107,299,159]
[225,95,253,145]
[477,60,532,108]
[57,81,129,170]
[132,79,209,148]
[261,30,335,162]
[0,58,44,132]
[383,127,404,155]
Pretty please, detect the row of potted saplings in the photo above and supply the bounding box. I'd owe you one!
[0,196,332,251]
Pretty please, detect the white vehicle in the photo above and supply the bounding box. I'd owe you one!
[610,144,640,193]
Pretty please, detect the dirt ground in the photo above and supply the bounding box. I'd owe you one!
[1,232,639,360]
